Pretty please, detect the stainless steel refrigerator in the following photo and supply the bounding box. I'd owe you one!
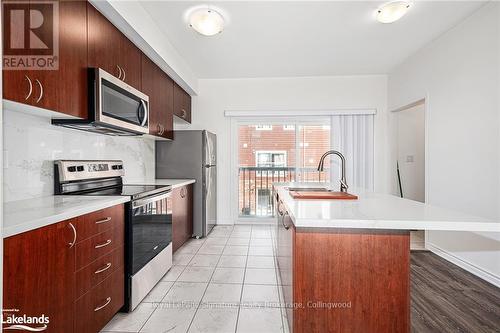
[156,130,216,237]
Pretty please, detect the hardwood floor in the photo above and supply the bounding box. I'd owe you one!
[411,251,500,333]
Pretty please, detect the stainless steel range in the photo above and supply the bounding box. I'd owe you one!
[54,160,172,312]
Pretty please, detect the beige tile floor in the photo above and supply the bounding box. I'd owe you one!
[101,225,288,333]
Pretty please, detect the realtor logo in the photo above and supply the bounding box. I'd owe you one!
[2,0,59,70]
[2,308,50,331]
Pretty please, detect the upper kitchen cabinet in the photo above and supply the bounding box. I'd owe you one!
[141,55,174,140]
[173,82,192,123]
[2,0,88,118]
[87,3,141,89]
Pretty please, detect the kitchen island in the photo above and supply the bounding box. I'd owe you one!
[273,183,499,333]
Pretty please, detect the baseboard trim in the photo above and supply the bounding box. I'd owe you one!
[426,242,500,288]
[215,219,234,225]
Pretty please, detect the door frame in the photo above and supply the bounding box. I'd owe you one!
[390,96,430,248]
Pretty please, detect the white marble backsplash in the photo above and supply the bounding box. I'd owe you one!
[3,108,155,202]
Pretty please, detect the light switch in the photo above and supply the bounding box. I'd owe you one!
[406,155,414,163]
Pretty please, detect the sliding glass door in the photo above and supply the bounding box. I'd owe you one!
[237,120,331,218]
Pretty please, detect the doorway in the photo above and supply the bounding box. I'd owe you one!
[394,100,426,249]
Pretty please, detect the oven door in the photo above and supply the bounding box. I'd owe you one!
[94,68,149,134]
[130,191,172,275]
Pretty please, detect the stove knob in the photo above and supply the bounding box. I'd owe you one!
[77,166,84,172]
[67,166,76,172]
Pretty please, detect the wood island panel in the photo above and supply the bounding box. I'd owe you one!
[293,229,410,333]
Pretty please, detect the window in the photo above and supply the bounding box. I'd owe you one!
[255,125,272,131]
[235,115,374,220]
[256,151,287,168]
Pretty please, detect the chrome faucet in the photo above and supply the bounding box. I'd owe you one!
[317,150,348,192]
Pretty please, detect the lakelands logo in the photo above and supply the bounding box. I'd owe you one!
[2,310,49,331]
[2,0,59,70]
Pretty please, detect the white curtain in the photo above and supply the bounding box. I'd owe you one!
[331,115,374,190]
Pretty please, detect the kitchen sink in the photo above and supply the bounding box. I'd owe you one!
[287,187,334,192]
[286,187,358,200]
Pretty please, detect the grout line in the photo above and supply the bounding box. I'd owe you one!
[137,237,207,333]
[234,225,252,333]
[186,226,234,333]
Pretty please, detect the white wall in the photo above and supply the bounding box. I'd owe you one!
[180,75,388,224]
[388,2,500,285]
[2,109,155,202]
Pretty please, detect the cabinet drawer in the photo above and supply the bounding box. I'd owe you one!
[75,246,124,299]
[75,266,124,333]
[74,204,124,243]
[76,226,124,270]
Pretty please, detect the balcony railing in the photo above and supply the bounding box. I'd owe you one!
[238,166,329,217]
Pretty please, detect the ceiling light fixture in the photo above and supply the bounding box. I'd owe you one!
[189,7,225,36]
[376,1,410,24]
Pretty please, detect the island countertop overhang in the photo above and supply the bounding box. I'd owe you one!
[273,182,500,232]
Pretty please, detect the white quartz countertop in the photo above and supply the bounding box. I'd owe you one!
[127,179,195,188]
[275,183,500,232]
[3,195,130,238]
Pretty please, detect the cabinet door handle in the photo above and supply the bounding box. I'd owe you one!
[68,222,77,248]
[95,239,112,249]
[24,75,33,100]
[94,262,112,274]
[122,67,126,81]
[180,187,186,198]
[95,217,112,225]
[116,65,123,80]
[281,211,290,230]
[181,109,187,118]
[94,297,111,312]
[35,79,43,103]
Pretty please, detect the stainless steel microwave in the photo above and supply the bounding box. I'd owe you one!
[52,68,149,136]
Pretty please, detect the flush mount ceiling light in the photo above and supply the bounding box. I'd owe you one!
[188,7,225,36]
[376,1,410,23]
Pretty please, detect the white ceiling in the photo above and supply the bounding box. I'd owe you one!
[141,1,485,79]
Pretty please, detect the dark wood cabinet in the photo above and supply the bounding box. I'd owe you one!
[141,55,174,140]
[276,203,294,331]
[3,0,192,127]
[3,204,125,333]
[3,218,76,333]
[173,82,192,123]
[2,0,88,118]
[172,184,194,252]
[275,195,410,333]
[87,2,141,89]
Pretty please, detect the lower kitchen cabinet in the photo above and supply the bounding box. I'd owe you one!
[3,204,125,333]
[3,219,76,333]
[275,195,410,333]
[276,202,295,331]
[172,184,194,252]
